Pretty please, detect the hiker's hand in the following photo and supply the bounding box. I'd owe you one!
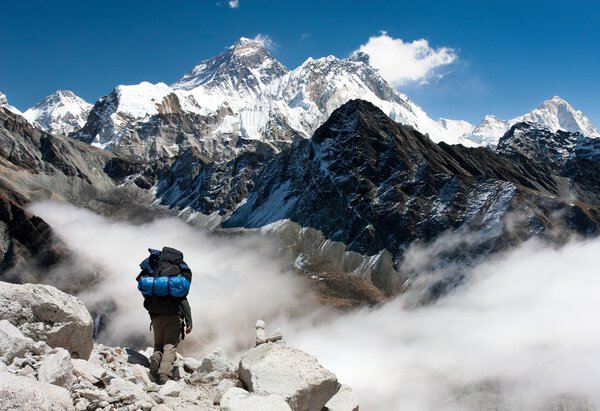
[185,325,193,334]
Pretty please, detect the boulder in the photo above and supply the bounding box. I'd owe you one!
[239,343,340,411]
[72,358,106,385]
[190,348,234,384]
[0,371,74,410]
[215,379,238,404]
[38,348,74,389]
[0,319,37,363]
[324,385,359,411]
[0,281,93,359]
[183,356,202,373]
[220,387,292,411]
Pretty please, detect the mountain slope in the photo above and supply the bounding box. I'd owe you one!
[216,100,600,293]
[0,92,24,116]
[23,90,92,136]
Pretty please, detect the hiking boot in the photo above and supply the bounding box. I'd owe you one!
[149,351,162,381]
[158,373,170,385]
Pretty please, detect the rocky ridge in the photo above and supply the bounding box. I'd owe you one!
[0,281,358,411]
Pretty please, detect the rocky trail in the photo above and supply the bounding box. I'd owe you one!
[0,281,359,411]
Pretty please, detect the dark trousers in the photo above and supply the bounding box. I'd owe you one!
[151,314,181,377]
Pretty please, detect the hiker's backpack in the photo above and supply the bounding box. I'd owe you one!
[137,247,192,299]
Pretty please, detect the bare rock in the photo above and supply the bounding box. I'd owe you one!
[220,387,292,411]
[0,319,37,363]
[159,380,183,397]
[214,379,238,404]
[0,281,93,359]
[190,348,234,384]
[324,385,359,411]
[0,371,74,410]
[38,348,74,389]
[72,358,106,385]
[107,377,155,404]
[239,343,340,411]
[183,356,202,373]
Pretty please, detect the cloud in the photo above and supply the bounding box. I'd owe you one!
[354,32,458,87]
[252,34,276,51]
[29,201,324,356]
[228,0,239,9]
[30,201,600,410]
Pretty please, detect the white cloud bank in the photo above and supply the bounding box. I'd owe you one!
[355,32,458,87]
[30,201,600,411]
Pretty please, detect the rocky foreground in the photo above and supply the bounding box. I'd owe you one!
[0,281,359,411]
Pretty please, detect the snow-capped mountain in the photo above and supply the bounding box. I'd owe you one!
[469,97,600,146]
[0,92,24,116]
[437,118,475,145]
[73,38,471,160]
[23,90,92,136]
[172,37,289,111]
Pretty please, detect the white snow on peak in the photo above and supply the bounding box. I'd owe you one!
[468,97,600,146]
[515,96,600,138]
[438,118,475,144]
[171,37,288,112]
[0,91,25,116]
[23,90,92,135]
[113,82,176,119]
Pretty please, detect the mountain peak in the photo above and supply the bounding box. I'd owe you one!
[230,37,267,56]
[23,90,92,135]
[171,38,288,104]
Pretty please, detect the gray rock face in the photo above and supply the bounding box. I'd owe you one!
[190,348,235,384]
[239,343,340,411]
[0,319,38,363]
[0,281,93,359]
[0,371,74,410]
[220,387,292,411]
[38,348,75,389]
[324,384,359,411]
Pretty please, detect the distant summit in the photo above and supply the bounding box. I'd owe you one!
[468,96,600,146]
[23,90,92,136]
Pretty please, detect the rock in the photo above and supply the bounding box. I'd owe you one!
[190,348,234,384]
[78,388,109,403]
[100,369,119,385]
[129,364,153,388]
[220,387,292,411]
[72,358,106,384]
[0,319,36,363]
[38,348,74,389]
[0,282,93,359]
[107,377,154,404]
[0,371,74,410]
[183,357,202,373]
[239,343,340,411]
[323,385,359,411]
[255,320,267,346]
[215,379,238,404]
[75,398,89,411]
[159,380,182,397]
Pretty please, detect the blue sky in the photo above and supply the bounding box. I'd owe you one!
[1,0,599,125]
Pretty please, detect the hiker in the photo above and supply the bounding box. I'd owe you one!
[136,246,193,385]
